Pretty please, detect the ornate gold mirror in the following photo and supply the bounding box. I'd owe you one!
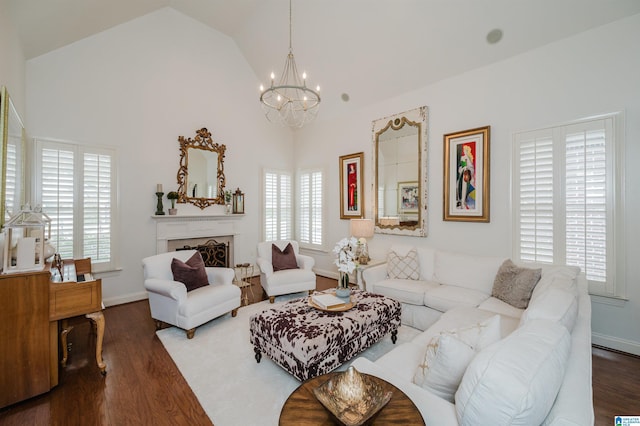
[372,106,427,237]
[177,128,226,209]
[0,86,25,228]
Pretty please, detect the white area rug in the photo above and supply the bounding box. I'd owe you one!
[156,292,420,426]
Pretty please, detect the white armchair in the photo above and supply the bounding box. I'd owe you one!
[256,240,316,303]
[142,250,241,339]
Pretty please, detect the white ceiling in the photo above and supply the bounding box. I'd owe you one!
[7,0,640,117]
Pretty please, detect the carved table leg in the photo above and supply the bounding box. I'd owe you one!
[254,347,262,363]
[391,330,398,344]
[85,311,107,375]
[59,319,74,367]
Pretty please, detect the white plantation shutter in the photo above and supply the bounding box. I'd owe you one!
[4,142,18,221]
[83,152,112,263]
[565,122,610,285]
[263,170,292,241]
[515,131,554,264]
[35,139,117,272]
[298,169,323,248]
[513,114,623,297]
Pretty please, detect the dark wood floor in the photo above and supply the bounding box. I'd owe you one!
[1,276,638,425]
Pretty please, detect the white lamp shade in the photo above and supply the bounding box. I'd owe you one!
[350,219,374,239]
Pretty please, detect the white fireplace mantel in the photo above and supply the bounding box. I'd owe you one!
[152,214,243,255]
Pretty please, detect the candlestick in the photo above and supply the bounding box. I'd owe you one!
[155,192,165,215]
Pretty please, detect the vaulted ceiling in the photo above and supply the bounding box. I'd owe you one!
[7,0,640,116]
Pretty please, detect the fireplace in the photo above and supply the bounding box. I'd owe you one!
[171,238,231,267]
[153,216,241,268]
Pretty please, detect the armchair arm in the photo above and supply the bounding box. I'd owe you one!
[296,254,315,270]
[256,257,273,277]
[205,267,235,286]
[144,278,187,302]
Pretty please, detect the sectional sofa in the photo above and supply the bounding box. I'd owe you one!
[351,245,593,425]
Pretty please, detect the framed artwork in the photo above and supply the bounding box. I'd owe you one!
[398,181,419,213]
[339,152,364,219]
[443,126,490,222]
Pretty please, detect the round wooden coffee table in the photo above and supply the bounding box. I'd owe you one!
[279,371,425,425]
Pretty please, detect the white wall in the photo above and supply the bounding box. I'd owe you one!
[0,1,26,116]
[296,14,640,354]
[26,8,291,305]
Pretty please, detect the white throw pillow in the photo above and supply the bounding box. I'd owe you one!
[455,319,570,426]
[387,248,420,280]
[412,315,501,402]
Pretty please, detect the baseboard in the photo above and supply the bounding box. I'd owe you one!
[592,332,640,356]
[103,291,148,307]
[314,268,339,280]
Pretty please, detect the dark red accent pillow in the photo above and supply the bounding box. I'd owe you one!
[272,243,299,272]
[171,251,209,292]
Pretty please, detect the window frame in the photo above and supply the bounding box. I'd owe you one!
[511,112,625,298]
[33,138,119,273]
[262,168,293,242]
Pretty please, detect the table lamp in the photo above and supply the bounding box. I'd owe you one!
[350,219,374,264]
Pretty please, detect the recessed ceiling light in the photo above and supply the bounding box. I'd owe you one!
[486,28,503,45]
[341,93,350,102]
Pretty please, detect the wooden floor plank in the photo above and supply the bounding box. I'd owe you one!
[0,275,638,425]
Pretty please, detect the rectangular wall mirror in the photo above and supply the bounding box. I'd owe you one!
[0,86,26,228]
[372,106,428,237]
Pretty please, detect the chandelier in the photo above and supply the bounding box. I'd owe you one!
[259,0,320,128]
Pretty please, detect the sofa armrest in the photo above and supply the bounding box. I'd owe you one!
[144,278,187,301]
[296,254,315,270]
[256,257,273,277]
[205,267,235,286]
[362,263,387,292]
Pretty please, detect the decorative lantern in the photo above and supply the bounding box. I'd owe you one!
[3,206,52,274]
[232,188,245,214]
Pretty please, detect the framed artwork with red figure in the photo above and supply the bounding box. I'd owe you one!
[339,152,364,219]
[443,126,490,222]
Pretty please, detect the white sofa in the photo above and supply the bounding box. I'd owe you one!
[352,245,593,425]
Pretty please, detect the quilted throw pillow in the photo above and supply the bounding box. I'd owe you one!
[412,315,502,402]
[171,251,209,292]
[272,242,299,272]
[387,248,420,280]
[492,259,542,309]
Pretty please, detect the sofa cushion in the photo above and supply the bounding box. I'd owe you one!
[491,259,541,309]
[373,279,440,305]
[477,297,524,319]
[171,251,209,292]
[455,319,570,426]
[433,250,505,294]
[272,242,299,271]
[413,315,501,402]
[519,288,578,332]
[387,248,420,280]
[424,285,488,312]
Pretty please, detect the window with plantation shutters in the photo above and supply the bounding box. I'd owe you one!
[298,169,323,248]
[263,169,292,241]
[34,139,118,273]
[513,113,624,297]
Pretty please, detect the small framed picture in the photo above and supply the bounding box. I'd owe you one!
[339,152,364,219]
[443,126,490,222]
[398,181,419,213]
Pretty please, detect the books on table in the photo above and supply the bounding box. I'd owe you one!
[311,293,347,310]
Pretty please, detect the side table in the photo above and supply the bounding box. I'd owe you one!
[355,259,386,291]
[234,263,255,306]
[279,371,424,425]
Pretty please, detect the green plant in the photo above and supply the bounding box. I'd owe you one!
[167,191,179,208]
[224,190,232,203]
